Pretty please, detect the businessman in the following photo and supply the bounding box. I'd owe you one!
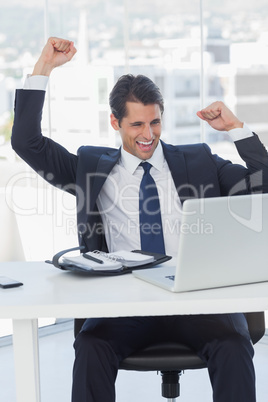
[12,37,268,402]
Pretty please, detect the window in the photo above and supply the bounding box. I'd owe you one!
[98,77,108,104]
[99,110,109,138]
[203,0,268,148]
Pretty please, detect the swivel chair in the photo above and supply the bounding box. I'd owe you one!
[74,312,265,401]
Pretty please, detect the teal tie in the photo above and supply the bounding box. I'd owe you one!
[139,162,165,254]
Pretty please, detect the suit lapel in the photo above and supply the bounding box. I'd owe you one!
[89,142,191,209]
[161,141,191,203]
[90,148,121,209]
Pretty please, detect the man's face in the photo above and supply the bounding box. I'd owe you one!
[110,102,162,160]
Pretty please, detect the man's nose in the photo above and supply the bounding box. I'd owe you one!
[143,124,153,140]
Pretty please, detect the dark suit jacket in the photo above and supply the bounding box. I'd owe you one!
[11,89,268,252]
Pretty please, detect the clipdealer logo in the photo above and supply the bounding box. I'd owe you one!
[227,193,263,233]
[227,172,264,233]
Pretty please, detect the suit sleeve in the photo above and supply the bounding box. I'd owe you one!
[11,89,78,195]
[207,134,268,195]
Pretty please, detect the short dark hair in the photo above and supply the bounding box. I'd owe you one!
[109,74,164,126]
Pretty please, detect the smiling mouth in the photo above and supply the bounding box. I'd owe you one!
[136,139,154,150]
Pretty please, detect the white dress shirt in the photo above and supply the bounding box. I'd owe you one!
[97,142,183,255]
[22,75,254,257]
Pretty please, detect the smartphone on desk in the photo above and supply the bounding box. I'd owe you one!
[0,276,23,289]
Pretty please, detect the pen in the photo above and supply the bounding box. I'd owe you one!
[83,253,104,264]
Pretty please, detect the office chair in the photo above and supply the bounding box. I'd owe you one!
[74,312,265,401]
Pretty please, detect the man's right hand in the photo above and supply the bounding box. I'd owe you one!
[32,37,77,77]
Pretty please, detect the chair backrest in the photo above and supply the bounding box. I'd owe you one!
[74,318,86,338]
[244,312,265,344]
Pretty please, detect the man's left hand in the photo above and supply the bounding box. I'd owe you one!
[197,101,243,131]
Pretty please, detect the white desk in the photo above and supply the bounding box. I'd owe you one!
[1,261,268,402]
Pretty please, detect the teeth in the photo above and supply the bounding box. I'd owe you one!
[137,140,153,145]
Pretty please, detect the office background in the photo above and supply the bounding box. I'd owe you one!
[1,0,268,264]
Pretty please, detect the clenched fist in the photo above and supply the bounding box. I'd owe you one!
[197,101,243,131]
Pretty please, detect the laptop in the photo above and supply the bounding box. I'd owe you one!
[133,193,268,292]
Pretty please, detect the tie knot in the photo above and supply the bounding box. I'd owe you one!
[140,162,152,173]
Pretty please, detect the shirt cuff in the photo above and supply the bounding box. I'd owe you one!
[23,75,49,90]
[228,123,253,142]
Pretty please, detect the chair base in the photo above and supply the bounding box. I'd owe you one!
[161,371,181,399]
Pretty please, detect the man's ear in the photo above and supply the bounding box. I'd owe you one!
[110,113,120,131]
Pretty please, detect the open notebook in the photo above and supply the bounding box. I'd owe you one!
[62,250,155,271]
[50,247,172,275]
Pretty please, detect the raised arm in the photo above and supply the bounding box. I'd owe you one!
[32,37,77,77]
[11,38,78,194]
[197,101,268,193]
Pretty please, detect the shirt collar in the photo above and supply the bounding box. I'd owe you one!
[120,141,165,175]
